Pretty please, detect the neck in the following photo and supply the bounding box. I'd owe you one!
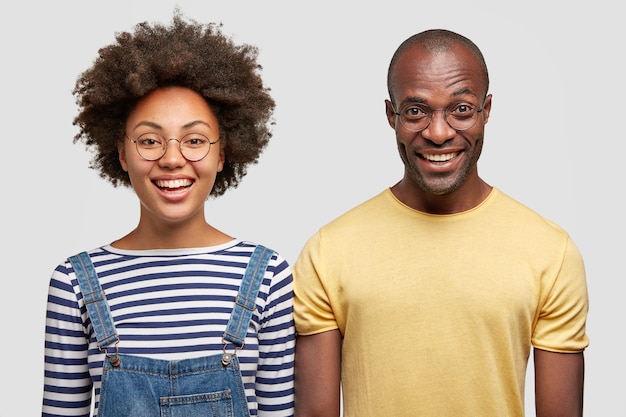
[112,215,232,250]
[391,176,492,215]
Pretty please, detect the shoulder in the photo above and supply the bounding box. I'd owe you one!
[238,241,290,269]
[51,246,109,285]
[320,190,392,232]
[488,189,581,265]
[491,189,570,235]
[238,241,292,287]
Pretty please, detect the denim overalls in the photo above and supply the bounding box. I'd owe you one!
[69,245,273,417]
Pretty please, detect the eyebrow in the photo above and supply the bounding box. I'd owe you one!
[451,87,478,98]
[400,88,479,106]
[131,120,214,131]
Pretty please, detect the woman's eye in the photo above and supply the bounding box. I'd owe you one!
[139,137,162,147]
[183,135,209,147]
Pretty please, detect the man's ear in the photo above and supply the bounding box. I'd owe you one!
[385,99,397,130]
[481,93,493,124]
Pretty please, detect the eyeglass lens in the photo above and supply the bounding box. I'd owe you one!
[397,103,481,132]
[132,133,214,161]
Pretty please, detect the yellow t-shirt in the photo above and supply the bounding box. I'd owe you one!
[293,188,589,417]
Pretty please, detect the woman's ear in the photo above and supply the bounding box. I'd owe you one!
[217,147,225,173]
[118,140,128,172]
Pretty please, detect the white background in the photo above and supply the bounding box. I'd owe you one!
[1,1,623,415]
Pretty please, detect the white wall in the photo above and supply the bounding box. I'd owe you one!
[2,1,622,415]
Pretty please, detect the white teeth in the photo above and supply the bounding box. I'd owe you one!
[423,152,457,162]
[155,179,192,188]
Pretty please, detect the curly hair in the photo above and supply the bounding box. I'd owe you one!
[73,11,275,196]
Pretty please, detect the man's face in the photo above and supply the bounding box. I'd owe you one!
[385,44,492,197]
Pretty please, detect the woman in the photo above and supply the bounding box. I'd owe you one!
[42,12,294,417]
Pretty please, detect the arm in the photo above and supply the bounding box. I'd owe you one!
[534,348,584,417]
[256,256,296,416]
[294,329,342,417]
[42,266,92,417]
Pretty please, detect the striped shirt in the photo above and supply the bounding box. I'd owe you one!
[42,240,295,416]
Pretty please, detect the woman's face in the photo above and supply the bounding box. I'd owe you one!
[119,86,224,228]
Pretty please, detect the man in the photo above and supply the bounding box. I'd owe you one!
[293,29,588,417]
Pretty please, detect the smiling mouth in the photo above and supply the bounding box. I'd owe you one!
[420,152,459,162]
[154,179,193,191]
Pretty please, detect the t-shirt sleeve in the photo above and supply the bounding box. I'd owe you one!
[533,236,589,352]
[293,231,339,336]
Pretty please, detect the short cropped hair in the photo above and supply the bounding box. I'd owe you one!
[387,29,489,104]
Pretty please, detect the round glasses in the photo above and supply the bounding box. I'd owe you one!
[126,132,219,161]
[394,102,484,132]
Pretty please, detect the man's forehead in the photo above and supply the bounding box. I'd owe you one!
[391,45,486,98]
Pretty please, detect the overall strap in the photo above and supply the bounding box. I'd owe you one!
[223,245,273,348]
[68,252,120,350]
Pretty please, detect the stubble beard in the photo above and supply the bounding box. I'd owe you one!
[401,136,483,196]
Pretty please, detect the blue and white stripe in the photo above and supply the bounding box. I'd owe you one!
[42,240,295,416]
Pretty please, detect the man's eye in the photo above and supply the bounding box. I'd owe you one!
[453,104,474,114]
[403,107,428,119]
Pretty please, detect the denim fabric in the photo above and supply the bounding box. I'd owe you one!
[69,245,273,417]
[223,245,272,347]
[97,353,249,417]
[69,252,119,350]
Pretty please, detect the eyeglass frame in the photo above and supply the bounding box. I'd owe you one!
[392,100,485,132]
[124,132,220,162]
